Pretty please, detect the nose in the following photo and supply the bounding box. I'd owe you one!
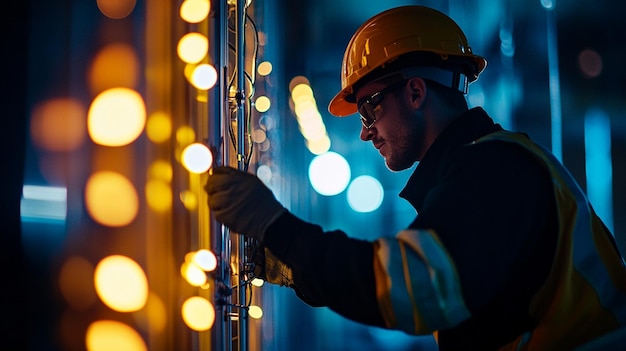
[360,124,374,141]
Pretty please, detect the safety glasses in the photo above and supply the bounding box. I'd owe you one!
[357,80,406,129]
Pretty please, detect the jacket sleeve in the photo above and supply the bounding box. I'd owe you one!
[263,212,387,327]
[262,139,556,338]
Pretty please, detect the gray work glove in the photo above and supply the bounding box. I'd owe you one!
[205,166,286,241]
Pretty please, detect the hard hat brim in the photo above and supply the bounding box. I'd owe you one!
[328,87,357,117]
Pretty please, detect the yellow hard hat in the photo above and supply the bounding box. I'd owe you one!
[328,6,487,117]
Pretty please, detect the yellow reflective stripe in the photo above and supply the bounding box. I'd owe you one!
[398,240,422,332]
[398,229,471,326]
[373,238,397,328]
[373,229,470,334]
[374,236,431,333]
[477,131,626,325]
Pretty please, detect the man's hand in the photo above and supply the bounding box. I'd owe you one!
[205,166,286,241]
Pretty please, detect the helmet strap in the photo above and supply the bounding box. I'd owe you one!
[400,66,469,94]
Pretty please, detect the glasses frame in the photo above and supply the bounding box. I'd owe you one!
[357,80,406,129]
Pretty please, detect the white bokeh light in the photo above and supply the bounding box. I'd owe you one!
[190,64,218,90]
[181,143,213,173]
[347,175,384,213]
[308,151,350,196]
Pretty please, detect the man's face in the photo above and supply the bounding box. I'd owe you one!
[355,79,424,172]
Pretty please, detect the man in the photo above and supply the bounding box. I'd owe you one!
[205,5,626,350]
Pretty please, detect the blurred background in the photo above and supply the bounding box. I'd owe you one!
[3,0,626,350]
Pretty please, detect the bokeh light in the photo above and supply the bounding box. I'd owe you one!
[249,305,263,319]
[257,61,272,76]
[256,164,272,184]
[132,292,167,333]
[146,112,172,143]
[252,128,267,144]
[190,64,218,90]
[347,175,384,213]
[181,143,213,173]
[176,126,196,146]
[85,320,147,351]
[181,296,215,331]
[291,83,313,104]
[298,112,327,141]
[306,135,331,155]
[145,180,172,213]
[88,88,146,147]
[148,160,173,182]
[255,96,271,112]
[180,0,210,23]
[30,98,86,152]
[85,171,139,227]
[88,43,139,95]
[180,190,198,210]
[308,151,350,196]
[96,0,137,19]
[193,249,217,272]
[181,261,207,287]
[59,256,97,311]
[578,48,603,78]
[177,32,208,64]
[289,77,331,154]
[94,255,148,313]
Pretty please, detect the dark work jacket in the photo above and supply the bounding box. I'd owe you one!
[263,107,558,350]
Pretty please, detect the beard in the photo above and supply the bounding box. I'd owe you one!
[383,104,423,172]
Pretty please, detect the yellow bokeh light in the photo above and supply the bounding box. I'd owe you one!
[182,143,213,174]
[193,249,217,272]
[181,261,207,287]
[291,83,314,103]
[89,43,139,95]
[176,126,196,146]
[94,255,148,313]
[248,305,263,319]
[30,98,86,152]
[145,180,172,213]
[180,190,198,210]
[85,171,139,227]
[306,135,331,155]
[59,256,97,311]
[299,117,327,141]
[180,0,210,23]
[251,278,264,287]
[88,88,146,147]
[85,320,147,351]
[254,96,271,113]
[182,296,215,331]
[146,112,172,144]
[190,64,218,90]
[289,75,310,91]
[132,292,168,333]
[257,61,272,76]
[294,100,318,118]
[177,32,208,64]
[148,160,173,182]
[183,63,198,82]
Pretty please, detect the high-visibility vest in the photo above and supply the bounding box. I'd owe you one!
[373,130,626,350]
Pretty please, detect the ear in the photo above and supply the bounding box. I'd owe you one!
[406,77,427,108]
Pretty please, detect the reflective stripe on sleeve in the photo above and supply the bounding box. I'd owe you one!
[373,229,470,334]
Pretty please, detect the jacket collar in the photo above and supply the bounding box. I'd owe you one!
[399,107,503,210]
